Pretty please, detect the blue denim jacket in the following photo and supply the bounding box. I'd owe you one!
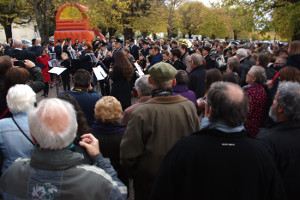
[0,113,33,173]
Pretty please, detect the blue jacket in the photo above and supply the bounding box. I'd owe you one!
[62,89,101,126]
[149,53,163,68]
[0,113,33,173]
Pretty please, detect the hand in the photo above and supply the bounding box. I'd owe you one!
[11,58,17,66]
[79,134,100,158]
[267,80,274,89]
[24,60,35,69]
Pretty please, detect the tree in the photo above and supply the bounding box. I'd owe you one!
[225,6,255,40]
[132,0,168,38]
[165,0,183,38]
[201,7,230,39]
[222,0,300,40]
[0,0,32,41]
[177,2,207,38]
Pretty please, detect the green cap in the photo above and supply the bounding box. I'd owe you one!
[149,62,177,83]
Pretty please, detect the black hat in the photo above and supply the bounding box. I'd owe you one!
[142,40,149,45]
[57,39,62,43]
[101,42,108,46]
[115,38,123,44]
[129,38,135,43]
[202,46,211,52]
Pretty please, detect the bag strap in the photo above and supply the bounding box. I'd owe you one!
[0,108,9,119]
[11,116,35,145]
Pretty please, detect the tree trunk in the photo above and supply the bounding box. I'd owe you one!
[108,28,117,39]
[233,30,238,40]
[292,22,300,40]
[141,31,148,38]
[123,28,134,40]
[188,31,192,39]
[3,23,12,42]
[34,0,50,43]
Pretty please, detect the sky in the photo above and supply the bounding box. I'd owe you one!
[195,0,221,7]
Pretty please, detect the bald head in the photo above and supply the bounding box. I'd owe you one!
[28,98,77,150]
[13,39,22,48]
[207,81,249,127]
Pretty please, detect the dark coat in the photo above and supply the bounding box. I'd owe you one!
[130,44,140,61]
[188,65,206,98]
[151,129,286,200]
[286,54,300,70]
[54,45,62,60]
[257,121,300,200]
[111,68,132,110]
[7,49,36,62]
[149,53,163,68]
[172,60,186,71]
[91,121,128,186]
[239,58,252,86]
[204,55,214,69]
[29,45,42,57]
[79,51,95,73]
[63,89,101,126]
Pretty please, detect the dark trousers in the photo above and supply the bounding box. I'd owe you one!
[43,82,49,95]
[62,76,70,91]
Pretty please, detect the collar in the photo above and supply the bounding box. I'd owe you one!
[73,88,88,92]
[173,84,189,93]
[15,48,22,50]
[200,117,245,133]
[147,93,187,104]
[30,147,83,170]
[152,88,173,97]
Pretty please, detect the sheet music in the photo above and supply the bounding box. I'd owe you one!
[134,63,145,76]
[93,66,107,80]
[68,50,77,60]
[48,59,60,68]
[48,67,67,75]
[49,53,56,60]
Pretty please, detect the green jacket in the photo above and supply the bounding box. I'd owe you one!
[120,95,200,200]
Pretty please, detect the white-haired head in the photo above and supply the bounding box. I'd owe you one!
[7,84,36,114]
[28,98,77,150]
[236,48,247,57]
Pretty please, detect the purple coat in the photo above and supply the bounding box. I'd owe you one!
[173,85,198,109]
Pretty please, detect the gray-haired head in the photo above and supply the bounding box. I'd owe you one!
[6,84,36,114]
[236,48,247,58]
[249,66,267,84]
[276,81,300,121]
[135,75,152,96]
[227,57,240,73]
[207,81,249,127]
[190,53,203,66]
[28,98,77,150]
[175,70,189,85]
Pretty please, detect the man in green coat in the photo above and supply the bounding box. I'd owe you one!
[120,62,200,200]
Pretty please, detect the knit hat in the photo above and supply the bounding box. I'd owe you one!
[149,62,177,83]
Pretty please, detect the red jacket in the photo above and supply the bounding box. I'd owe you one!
[36,55,51,82]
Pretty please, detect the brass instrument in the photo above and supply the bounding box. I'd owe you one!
[137,48,143,65]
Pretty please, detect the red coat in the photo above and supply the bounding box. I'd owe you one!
[36,55,51,82]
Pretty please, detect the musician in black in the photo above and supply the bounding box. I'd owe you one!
[139,40,150,70]
[78,41,96,74]
[129,38,139,61]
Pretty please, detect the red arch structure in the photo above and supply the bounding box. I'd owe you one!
[54,3,95,43]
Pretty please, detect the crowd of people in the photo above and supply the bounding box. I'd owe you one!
[0,35,300,200]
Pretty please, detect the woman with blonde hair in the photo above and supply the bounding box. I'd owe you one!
[91,96,128,186]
